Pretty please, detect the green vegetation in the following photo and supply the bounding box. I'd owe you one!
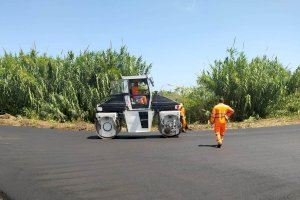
[1,46,299,124]
[0,46,151,121]
[162,48,300,123]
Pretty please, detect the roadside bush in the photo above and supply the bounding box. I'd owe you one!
[160,48,299,123]
[197,48,290,121]
[0,46,151,121]
[160,87,215,123]
[267,91,300,117]
[287,66,300,94]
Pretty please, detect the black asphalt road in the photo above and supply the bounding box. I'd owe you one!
[0,125,299,200]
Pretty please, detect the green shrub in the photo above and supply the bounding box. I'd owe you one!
[0,46,151,121]
[267,92,300,117]
[197,48,290,121]
[160,48,298,123]
[287,66,300,94]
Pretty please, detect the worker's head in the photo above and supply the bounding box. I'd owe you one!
[133,80,138,86]
[179,103,183,108]
[219,97,224,103]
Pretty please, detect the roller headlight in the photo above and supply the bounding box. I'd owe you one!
[96,105,103,112]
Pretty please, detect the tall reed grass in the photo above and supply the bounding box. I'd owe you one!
[0,46,151,121]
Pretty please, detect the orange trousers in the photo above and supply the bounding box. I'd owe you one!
[214,123,226,144]
[181,117,187,129]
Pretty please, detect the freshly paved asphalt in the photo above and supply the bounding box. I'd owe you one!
[0,125,299,200]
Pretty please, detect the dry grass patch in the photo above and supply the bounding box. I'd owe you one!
[189,115,300,130]
[0,114,300,132]
[0,114,94,131]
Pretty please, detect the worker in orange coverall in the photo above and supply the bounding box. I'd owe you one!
[131,81,139,96]
[210,97,234,148]
[131,81,147,105]
[179,103,191,132]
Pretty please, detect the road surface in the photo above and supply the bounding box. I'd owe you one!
[0,125,299,200]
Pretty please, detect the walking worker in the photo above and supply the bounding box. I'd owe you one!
[179,103,190,132]
[210,97,234,148]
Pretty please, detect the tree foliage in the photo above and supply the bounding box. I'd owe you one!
[198,48,291,121]
[164,48,300,123]
[1,46,299,124]
[0,46,151,121]
[287,66,300,94]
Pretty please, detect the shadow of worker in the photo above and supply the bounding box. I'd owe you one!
[87,135,100,139]
[198,144,218,148]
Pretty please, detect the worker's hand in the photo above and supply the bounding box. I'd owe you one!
[225,115,229,121]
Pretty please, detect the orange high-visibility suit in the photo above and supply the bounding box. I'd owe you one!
[210,103,234,145]
[131,85,148,105]
[140,95,148,105]
[180,106,187,129]
[132,86,139,95]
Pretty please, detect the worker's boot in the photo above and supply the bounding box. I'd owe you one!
[216,133,222,148]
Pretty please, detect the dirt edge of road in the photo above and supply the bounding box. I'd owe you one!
[189,116,300,130]
[0,113,300,132]
[0,114,95,131]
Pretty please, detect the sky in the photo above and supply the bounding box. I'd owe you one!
[1,0,299,90]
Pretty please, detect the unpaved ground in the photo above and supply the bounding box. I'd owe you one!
[0,114,94,131]
[189,116,300,130]
[0,113,300,132]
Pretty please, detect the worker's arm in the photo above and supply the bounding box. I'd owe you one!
[226,106,234,118]
[181,108,186,118]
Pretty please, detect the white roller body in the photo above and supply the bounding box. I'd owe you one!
[124,110,154,132]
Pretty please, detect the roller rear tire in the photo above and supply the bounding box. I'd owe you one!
[159,115,181,137]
